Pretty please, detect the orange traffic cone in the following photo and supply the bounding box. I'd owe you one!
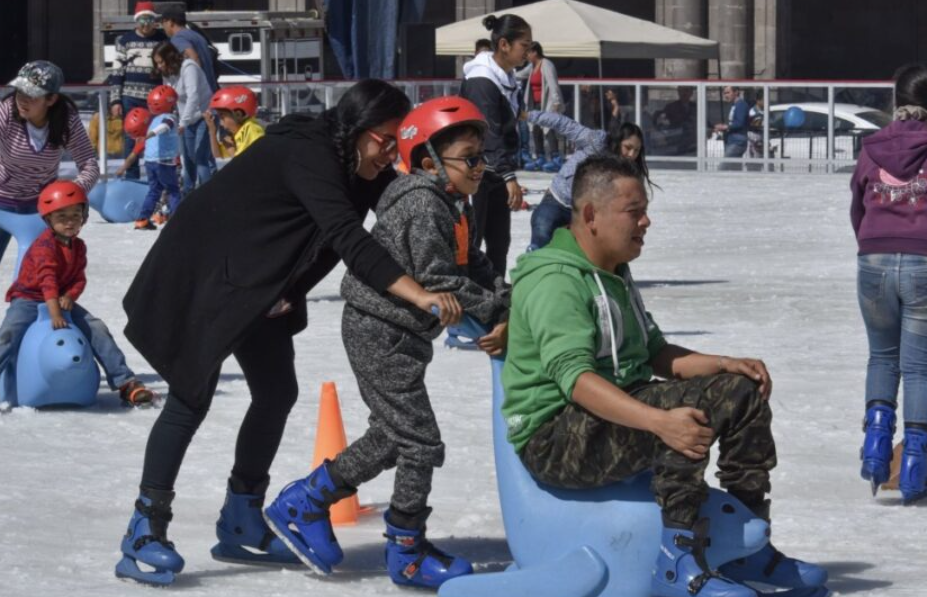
[311,382,371,525]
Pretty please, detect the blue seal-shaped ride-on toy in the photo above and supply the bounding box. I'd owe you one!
[438,315,770,597]
[4,304,100,408]
[88,179,146,223]
[443,311,488,351]
[0,209,47,280]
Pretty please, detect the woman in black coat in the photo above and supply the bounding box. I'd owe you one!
[114,80,462,587]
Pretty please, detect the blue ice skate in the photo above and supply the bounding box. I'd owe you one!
[115,490,185,586]
[720,543,828,590]
[651,520,755,597]
[384,508,473,589]
[211,478,301,566]
[263,461,354,574]
[860,401,896,495]
[900,428,927,504]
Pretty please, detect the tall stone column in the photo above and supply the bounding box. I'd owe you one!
[93,0,126,82]
[708,0,752,79]
[754,0,777,79]
[655,0,707,79]
[270,0,307,10]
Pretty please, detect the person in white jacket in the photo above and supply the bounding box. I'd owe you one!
[152,41,214,194]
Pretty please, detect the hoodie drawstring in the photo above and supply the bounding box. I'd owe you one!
[593,271,620,378]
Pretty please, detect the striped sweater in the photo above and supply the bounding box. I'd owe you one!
[0,97,100,210]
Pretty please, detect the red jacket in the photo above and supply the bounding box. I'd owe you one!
[6,228,87,302]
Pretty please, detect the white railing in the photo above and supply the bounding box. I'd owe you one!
[42,78,894,176]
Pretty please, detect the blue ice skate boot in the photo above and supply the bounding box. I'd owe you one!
[523,157,543,172]
[211,476,300,566]
[541,153,562,173]
[900,427,927,504]
[114,489,185,586]
[519,149,533,168]
[720,543,828,590]
[384,507,473,589]
[263,460,355,574]
[860,401,896,495]
[652,519,756,597]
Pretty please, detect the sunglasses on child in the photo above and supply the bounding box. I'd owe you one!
[366,129,398,154]
[440,154,486,169]
[136,16,157,25]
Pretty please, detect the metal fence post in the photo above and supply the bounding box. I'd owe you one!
[827,85,836,174]
[696,83,706,172]
[97,89,109,180]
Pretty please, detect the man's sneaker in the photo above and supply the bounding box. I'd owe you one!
[134,219,156,230]
[120,380,154,406]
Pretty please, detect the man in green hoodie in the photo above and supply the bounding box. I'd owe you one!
[501,155,827,597]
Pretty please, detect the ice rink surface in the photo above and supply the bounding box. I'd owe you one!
[0,170,919,596]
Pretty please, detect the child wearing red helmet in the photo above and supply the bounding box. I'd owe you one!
[265,97,509,589]
[203,86,265,159]
[0,181,154,406]
[116,85,182,230]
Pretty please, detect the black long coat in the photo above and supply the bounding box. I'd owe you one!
[123,114,403,403]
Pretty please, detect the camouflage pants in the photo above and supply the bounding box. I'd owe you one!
[520,373,776,527]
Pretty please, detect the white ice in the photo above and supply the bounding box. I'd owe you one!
[0,170,916,596]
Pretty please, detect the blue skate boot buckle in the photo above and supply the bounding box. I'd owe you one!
[384,513,473,588]
[263,462,354,574]
[651,520,755,597]
[860,402,896,495]
[212,479,301,567]
[115,492,185,586]
[900,428,927,504]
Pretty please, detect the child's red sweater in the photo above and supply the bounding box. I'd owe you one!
[6,228,87,302]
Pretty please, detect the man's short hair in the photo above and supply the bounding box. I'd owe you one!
[474,38,492,53]
[571,155,643,212]
[160,7,187,26]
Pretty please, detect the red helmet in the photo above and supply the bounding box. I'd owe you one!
[397,96,487,170]
[38,181,87,218]
[147,85,178,115]
[124,107,152,138]
[209,86,258,118]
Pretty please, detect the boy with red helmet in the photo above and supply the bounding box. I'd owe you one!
[265,97,509,588]
[115,85,182,230]
[203,86,265,159]
[0,181,154,406]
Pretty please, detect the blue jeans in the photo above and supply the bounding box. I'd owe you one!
[181,119,216,194]
[528,191,572,251]
[122,97,148,180]
[142,162,182,219]
[721,136,748,171]
[0,299,137,395]
[858,253,927,424]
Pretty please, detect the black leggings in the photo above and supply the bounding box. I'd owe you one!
[141,316,299,492]
[471,172,512,277]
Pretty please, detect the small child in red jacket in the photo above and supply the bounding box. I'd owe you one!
[0,181,154,406]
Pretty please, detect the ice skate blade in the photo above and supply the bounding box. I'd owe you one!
[756,586,831,597]
[114,555,175,586]
[871,479,879,497]
[262,509,332,575]
[210,542,302,568]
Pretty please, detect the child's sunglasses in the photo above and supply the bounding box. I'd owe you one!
[440,154,486,169]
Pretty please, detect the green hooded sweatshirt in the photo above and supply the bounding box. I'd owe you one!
[501,227,667,452]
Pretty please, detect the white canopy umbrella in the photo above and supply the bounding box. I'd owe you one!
[435,0,719,63]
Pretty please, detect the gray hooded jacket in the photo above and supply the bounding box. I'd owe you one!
[341,172,510,340]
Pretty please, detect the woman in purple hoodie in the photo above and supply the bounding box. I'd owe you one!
[852,63,927,504]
